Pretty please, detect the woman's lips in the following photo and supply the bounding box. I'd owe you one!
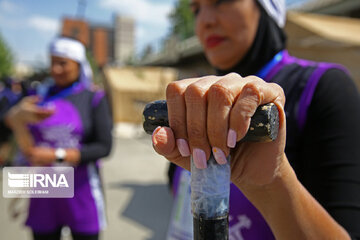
[205,36,226,48]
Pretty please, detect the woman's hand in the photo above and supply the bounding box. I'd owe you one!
[152,73,287,189]
[27,147,56,166]
[5,96,54,127]
[4,96,54,155]
[27,147,80,166]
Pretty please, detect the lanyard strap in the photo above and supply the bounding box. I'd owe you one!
[41,81,81,103]
[256,50,285,79]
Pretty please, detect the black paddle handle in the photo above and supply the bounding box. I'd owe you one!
[143,100,279,142]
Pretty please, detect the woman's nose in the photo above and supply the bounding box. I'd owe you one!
[197,6,217,28]
[51,64,63,74]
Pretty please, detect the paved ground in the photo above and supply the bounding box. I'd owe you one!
[0,135,174,240]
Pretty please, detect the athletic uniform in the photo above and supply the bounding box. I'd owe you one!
[0,38,112,240]
[23,81,113,235]
[167,6,360,240]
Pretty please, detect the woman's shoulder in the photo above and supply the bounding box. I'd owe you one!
[308,67,360,126]
[314,67,359,103]
[280,54,358,103]
[75,86,106,100]
[64,87,107,109]
[90,89,106,108]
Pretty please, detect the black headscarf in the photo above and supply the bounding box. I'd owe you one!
[216,4,287,76]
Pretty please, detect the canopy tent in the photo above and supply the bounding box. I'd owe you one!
[104,66,177,123]
[286,11,360,88]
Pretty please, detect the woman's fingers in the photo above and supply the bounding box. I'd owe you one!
[229,77,286,143]
[166,78,199,157]
[207,73,248,163]
[18,96,55,122]
[160,74,285,170]
[152,126,191,171]
[21,96,40,105]
[166,76,218,169]
[185,77,218,168]
[36,107,55,119]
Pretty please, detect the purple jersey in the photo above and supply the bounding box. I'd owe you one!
[168,51,347,240]
[25,82,112,234]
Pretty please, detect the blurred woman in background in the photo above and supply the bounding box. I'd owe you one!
[3,37,113,240]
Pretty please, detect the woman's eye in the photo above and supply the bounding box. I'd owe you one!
[215,0,233,6]
[190,3,200,16]
[192,7,200,16]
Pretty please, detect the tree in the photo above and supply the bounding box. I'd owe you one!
[141,44,154,60]
[168,0,195,40]
[86,50,107,87]
[0,32,13,78]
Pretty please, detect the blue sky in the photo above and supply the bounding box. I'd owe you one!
[0,0,177,67]
[0,0,307,68]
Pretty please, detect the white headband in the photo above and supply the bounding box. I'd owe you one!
[257,0,286,27]
[50,37,86,63]
[50,37,93,88]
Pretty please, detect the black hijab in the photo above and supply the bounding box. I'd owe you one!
[216,5,286,76]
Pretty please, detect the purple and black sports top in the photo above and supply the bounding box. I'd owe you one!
[8,81,113,234]
[169,51,360,239]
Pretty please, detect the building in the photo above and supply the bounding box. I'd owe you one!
[89,23,115,67]
[114,16,135,65]
[61,15,134,67]
[61,18,90,46]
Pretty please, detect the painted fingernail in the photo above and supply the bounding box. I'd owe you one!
[193,148,207,169]
[177,139,191,157]
[152,126,165,145]
[212,147,227,165]
[152,126,162,138]
[227,129,237,148]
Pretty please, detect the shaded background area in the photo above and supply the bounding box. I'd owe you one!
[109,182,172,240]
[101,136,173,240]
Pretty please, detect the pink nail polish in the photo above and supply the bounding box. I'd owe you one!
[193,148,207,169]
[152,126,162,138]
[177,139,191,157]
[212,147,227,164]
[152,127,166,145]
[227,129,237,148]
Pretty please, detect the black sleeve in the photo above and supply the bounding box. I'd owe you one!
[0,120,12,143]
[301,68,360,239]
[79,95,113,163]
[0,97,14,143]
[167,162,177,190]
[0,87,29,143]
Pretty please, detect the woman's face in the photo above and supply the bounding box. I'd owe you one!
[50,56,80,87]
[191,0,260,70]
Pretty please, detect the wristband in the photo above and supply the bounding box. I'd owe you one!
[55,148,66,163]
